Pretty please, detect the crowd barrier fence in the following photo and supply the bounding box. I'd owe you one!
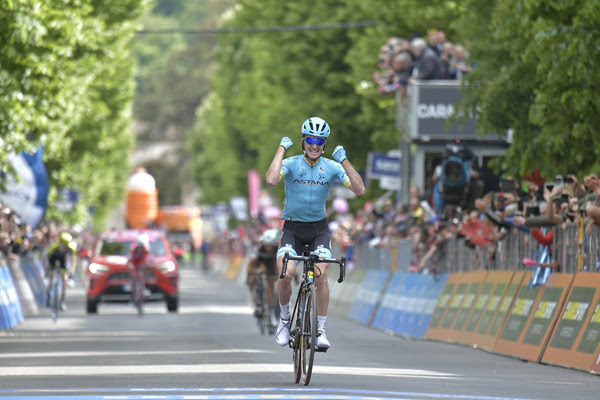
[0,261,24,330]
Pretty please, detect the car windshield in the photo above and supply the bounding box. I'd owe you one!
[97,238,167,256]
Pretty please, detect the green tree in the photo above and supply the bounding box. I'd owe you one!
[457,0,600,179]
[1,0,149,229]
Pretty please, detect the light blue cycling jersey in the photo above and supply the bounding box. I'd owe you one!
[280,155,350,222]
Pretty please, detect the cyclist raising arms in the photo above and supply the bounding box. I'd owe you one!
[266,117,365,349]
[45,232,77,311]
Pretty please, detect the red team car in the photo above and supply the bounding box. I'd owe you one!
[85,229,179,313]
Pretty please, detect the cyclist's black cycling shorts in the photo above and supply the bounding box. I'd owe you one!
[248,245,278,277]
[277,218,332,259]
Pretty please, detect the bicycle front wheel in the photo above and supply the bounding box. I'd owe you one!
[50,276,60,322]
[300,283,317,385]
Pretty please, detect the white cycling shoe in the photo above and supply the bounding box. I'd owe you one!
[316,331,330,349]
[276,318,290,346]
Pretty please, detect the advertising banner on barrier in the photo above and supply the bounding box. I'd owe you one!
[447,271,488,343]
[405,273,449,337]
[441,281,469,329]
[482,271,526,347]
[371,273,407,333]
[426,273,463,340]
[542,273,600,372]
[494,273,573,362]
[330,269,366,318]
[393,275,421,335]
[0,267,24,329]
[461,271,516,350]
[348,270,390,326]
[385,273,449,338]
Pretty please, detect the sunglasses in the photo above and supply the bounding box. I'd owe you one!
[304,137,326,146]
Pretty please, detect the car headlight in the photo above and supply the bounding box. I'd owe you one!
[88,262,110,275]
[156,261,176,273]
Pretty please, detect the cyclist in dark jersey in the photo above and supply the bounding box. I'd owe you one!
[45,232,77,310]
[266,116,365,349]
[247,228,280,323]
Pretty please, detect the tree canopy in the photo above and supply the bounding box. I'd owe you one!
[0,0,149,228]
[458,0,600,179]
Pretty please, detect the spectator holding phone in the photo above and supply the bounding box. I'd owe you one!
[544,183,570,225]
[563,174,586,198]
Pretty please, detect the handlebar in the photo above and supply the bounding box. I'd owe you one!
[280,252,346,283]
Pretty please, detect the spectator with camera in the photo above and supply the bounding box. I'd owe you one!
[543,178,574,226]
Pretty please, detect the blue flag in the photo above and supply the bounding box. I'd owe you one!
[0,146,49,229]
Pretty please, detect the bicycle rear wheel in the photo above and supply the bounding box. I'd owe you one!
[253,278,267,335]
[134,277,145,316]
[300,283,317,385]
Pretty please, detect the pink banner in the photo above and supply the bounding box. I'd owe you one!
[248,169,261,219]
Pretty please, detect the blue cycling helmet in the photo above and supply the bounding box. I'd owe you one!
[301,117,330,138]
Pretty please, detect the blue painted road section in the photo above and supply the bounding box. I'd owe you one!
[0,387,546,400]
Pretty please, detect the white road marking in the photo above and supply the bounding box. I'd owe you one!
[0,363,460,379]
[0,349,267,359]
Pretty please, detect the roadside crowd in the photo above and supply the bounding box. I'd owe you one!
[0,200,93,267]
[373,28,473,96]
[327,173,600,275]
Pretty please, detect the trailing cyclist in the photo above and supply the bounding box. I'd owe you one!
[128,234,151,305]
[266,116,365,349]
[247,228,280,327]
[45,231,77,311]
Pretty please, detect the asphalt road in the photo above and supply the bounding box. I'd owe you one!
[0,261,598,400]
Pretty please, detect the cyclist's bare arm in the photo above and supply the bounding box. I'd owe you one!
[266,146,286,186]
[340,159,365,196]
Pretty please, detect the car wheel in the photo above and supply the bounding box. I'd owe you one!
[86,298,98,314]
[166,295,178,312]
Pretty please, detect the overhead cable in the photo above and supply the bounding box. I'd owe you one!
[136,21,379,35]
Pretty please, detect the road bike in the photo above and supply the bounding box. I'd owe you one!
[48,264,63,323]
[250,271,278,335]
[280,245,345,386]
[131,266,148,316]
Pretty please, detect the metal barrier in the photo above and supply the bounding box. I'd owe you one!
[342,222,600,274]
